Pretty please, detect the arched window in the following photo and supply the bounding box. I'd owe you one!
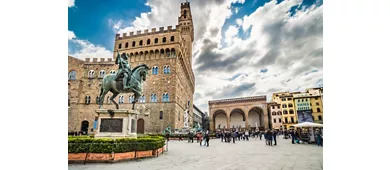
[139,95,145,103]
[151,94,157,102]
[147,39,151,45]
[278,111,282,115]
[110,70,116,74]
[162,93,169,102]
[99,70,105,78]
[317,108,321,112]
[96,96,100,104]
[272,111,276,115]
[85,96,91,104]
[154,38,158,44]
[183,10,187,18]
[160,111,163,119]
[166,49,170,57]
[152,66,158,75]
[125,42,129,48]
[283,110,287,114]
[129,95,134,103]
[318,115,322,120]
[139,40,143,46]
[118,95,124,104]
[282,104,287,108]
[170,36,174,42]
[132,41,136,47]
[118,43,122,49]
[68,70,77,80]
[162,37,166,43]
[288,103,293,107]
[289,110,294,114]
[171,48,176,57]
[88,70,95,78]
[163,65,170,74]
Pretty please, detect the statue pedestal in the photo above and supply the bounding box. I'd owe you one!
[94,109,139,138]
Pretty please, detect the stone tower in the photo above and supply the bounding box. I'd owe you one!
[178,1,194,67]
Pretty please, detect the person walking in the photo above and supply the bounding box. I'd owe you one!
[294,130,299,144]
[188,131,193,143]
[266,129,273,146]
[259,131,263,140]
[272,129,277,145]
[232,131,236,143]
[205,131,210,147]
[221,131,224,142]
[245,130,249,141]
[203,130,209,146]
[290,129,295,144]
[315,129,322,146]
[199,132,203,146]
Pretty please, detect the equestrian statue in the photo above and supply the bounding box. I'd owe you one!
[98,51,150,110]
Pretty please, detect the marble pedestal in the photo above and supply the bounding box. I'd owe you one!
[94,109,139,138]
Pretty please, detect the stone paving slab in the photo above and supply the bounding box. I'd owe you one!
[68,136,323,170]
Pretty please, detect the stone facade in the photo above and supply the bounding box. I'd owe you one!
[68,2,195,134]
[268,102,282,129]
[208,96,271,131]
[272,92,298,129]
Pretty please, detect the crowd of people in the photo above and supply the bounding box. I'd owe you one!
[282,128,323,146]
[165,127,323,147]
[216,129,278,146]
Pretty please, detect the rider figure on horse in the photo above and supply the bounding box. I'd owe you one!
[115,52,132,90]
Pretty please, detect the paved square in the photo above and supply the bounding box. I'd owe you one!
[68,136,323,170]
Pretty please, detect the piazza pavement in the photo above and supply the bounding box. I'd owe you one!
[68,136,323,170]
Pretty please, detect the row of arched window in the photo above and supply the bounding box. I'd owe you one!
[271,111,282,116]
[118,36,175,49]
[152,65,171,75]
[123,48,177,60]
[282,110,295,114]
[84,93,170,104]
[88,70,116,79]
[70,65,170,80]
[282,104,294,108]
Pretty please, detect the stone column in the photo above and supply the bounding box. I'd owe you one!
[226,116,230,130]
[261,107,269,129]
[245,115,249,129]
[210,119,215,131]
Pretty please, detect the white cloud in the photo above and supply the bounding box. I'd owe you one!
[236,18,243,26]
[224,25,239,45]
[68,0,75,8]
[68,30,76,40]
[68,30,113,59]
[109,0,322,113]
[234,7,239,14]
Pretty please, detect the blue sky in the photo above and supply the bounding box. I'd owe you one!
[68,0,323,113]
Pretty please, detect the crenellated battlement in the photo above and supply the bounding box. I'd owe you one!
[115,25,180,40]
[181,2,190,8]
[84,57,114,63]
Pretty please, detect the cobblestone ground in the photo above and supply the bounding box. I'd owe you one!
[68,136,323,170]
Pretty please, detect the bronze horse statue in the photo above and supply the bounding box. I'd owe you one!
[98,64,150,110]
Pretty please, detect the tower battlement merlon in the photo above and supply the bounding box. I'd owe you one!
[181,2,190,8]
[114,26,178,40]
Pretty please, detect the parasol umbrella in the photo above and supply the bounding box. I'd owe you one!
[294,122,323,128]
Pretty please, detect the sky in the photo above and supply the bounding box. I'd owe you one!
[68,0,323,114]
